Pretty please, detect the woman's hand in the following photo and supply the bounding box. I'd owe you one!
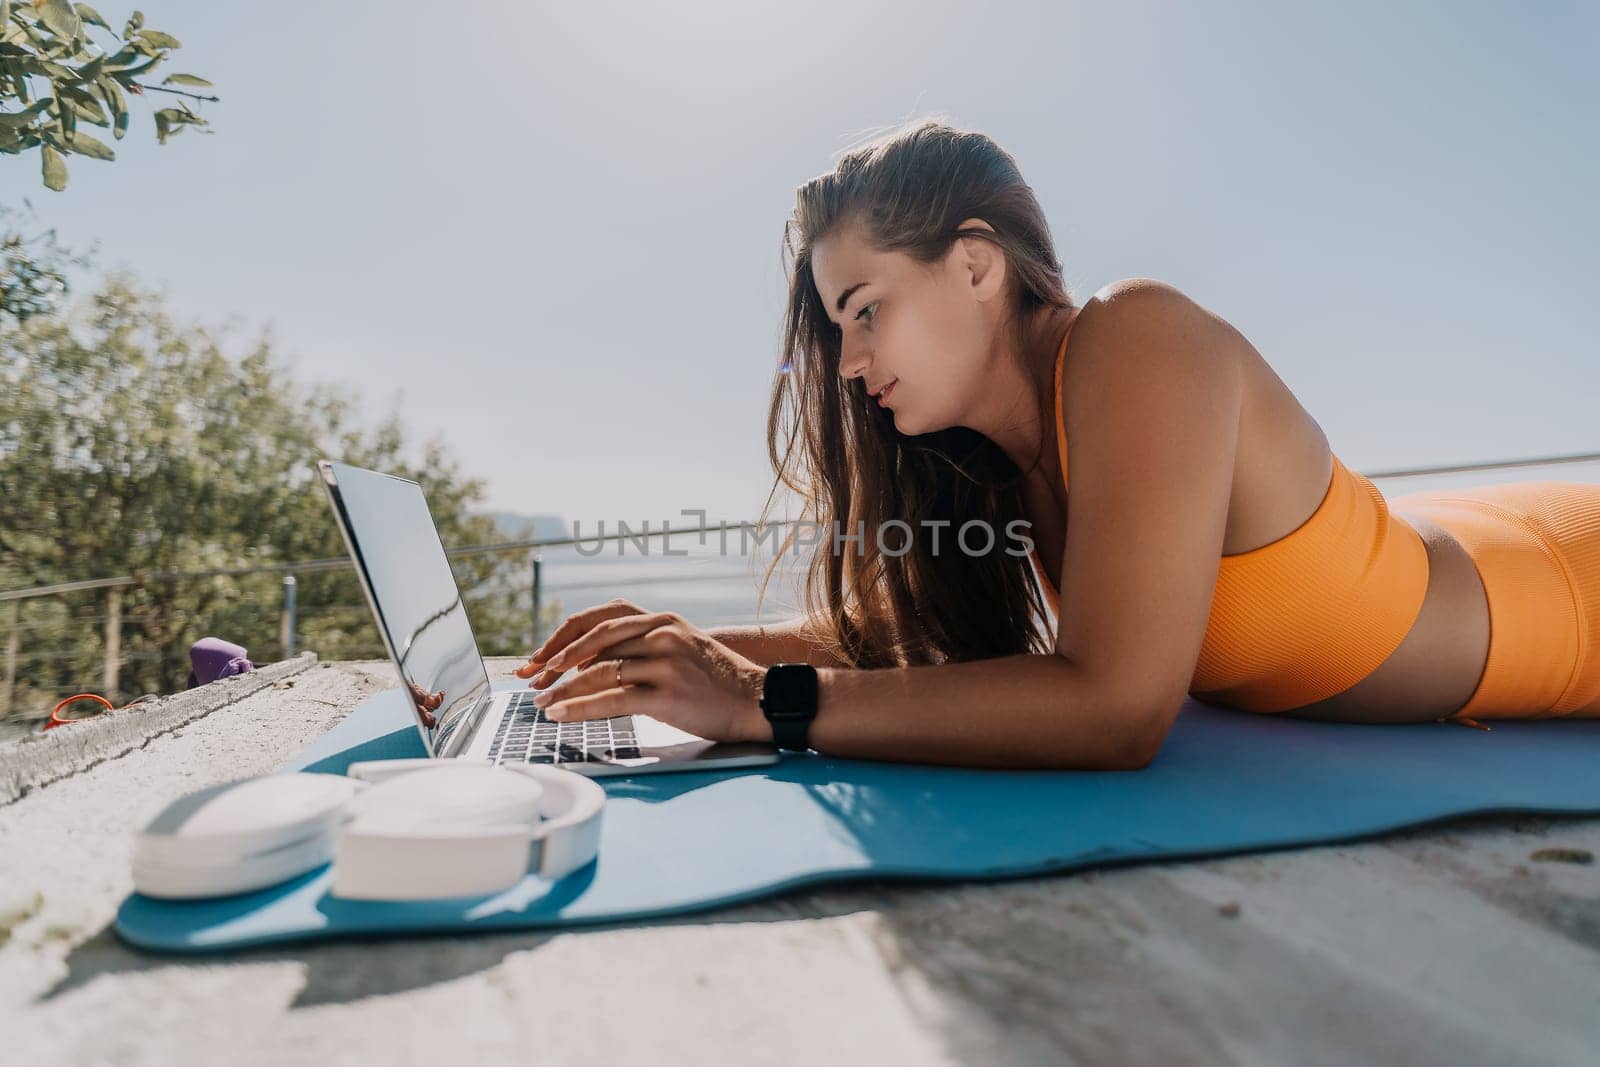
[407,682,445,728]
[513,599,771,744]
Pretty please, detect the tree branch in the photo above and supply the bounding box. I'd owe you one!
[130,83,220,104]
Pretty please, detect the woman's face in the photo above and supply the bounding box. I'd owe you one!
[810,217,1008,436]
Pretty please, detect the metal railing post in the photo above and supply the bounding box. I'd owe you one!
[3,600,17,717]
[281,574,298,658]
[103,586,122,701]
[530,553,543,650]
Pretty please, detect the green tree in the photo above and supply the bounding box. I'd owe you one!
[2,2,215,191]
[0,270,549,712]
[0,198,95,322]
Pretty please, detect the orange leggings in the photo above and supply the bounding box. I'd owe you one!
[1390,480,1600,719]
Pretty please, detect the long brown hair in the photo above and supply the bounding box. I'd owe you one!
[756,117,1077,668]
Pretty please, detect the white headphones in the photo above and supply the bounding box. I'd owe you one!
[131,759,606,901]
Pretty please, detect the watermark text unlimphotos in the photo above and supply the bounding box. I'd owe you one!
[563,510,1036,558]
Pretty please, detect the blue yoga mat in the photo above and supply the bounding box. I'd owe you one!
[115,684,1600,953]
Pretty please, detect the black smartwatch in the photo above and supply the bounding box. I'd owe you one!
[760,663,819,751]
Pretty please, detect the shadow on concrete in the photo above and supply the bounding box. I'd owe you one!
[42,879,901,1009]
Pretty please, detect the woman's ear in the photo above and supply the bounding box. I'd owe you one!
[954,217,1006,304]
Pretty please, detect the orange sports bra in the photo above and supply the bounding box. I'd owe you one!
[1030,313,1431,714]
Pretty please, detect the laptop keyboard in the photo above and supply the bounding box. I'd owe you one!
[487,691,640,765]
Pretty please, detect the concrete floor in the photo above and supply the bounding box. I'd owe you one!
[2,657,1598,1067]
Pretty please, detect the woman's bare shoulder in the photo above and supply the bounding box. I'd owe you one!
[1071,277,1333,556]
[1083,277,1219,324]
[1071,277,1237,367]
[1079,276,1290,393]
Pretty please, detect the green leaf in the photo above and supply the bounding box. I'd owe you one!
[60,81,104,107]
[111,53,161,81]
[64,127,113,159]
[36,0,82,40]
[14,18,48,47]
[124,9,144,37]
[161,72,211,88]
[63,94,107,126]
[54,93,75,139]
[151,103,207,143]
[41,143,67,190]
[135,28,180,50]
[96,74,126,139]
[0,98,51,127]
[75,4,113,34]
[154,107,197,144]
[12,19,45,49]
[74,54,105,83]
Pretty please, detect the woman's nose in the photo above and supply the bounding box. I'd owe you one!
[839,342,870,382]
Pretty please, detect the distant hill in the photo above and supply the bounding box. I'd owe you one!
[481,511,569,542]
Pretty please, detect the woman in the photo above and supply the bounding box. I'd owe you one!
[514,118,1600,770]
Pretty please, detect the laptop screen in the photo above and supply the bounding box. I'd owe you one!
[318,461,492,756]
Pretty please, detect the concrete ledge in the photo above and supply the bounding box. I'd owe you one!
[0,652,319,807]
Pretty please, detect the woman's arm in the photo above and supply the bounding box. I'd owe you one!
[525,607,1164,769]
[758,652,1163,770]
[706,614,849,668]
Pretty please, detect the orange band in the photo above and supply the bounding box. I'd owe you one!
[1392,481,1600,719]
[1188,455,1430,713]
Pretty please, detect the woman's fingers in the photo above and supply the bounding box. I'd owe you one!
[538,611,681,675]
[523,647,605,689]
[527,631,672,691]
[526,598,645,664]
[596,631,677,661]
[541,684,665,724]
[513,599,647,678]
[536,654,676,718]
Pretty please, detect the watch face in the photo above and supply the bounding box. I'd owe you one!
[764,664,818,718]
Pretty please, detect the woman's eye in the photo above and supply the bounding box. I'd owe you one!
[856,301,878,325]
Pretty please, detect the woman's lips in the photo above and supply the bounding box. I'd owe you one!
[877,379,897,407]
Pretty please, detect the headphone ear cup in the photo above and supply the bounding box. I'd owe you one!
[508,765,606,879]
[342,764,547,828]
[132,773,364,900]
[329,763,605,899]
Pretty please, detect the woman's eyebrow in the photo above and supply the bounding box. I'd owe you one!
[835,281,870,316]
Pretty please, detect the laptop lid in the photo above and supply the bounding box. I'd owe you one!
[317,460,494,757]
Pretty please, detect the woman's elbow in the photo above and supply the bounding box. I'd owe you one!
[1034,737,1161,772]
[1115,696,1182,769]
[1113,727,1166,770]
[1088,697,1179,771]
[1031,665,1179,771]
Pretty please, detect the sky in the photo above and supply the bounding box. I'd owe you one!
[7,0,1598,527]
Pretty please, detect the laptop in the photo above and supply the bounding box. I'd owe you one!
[317,460,784,777]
